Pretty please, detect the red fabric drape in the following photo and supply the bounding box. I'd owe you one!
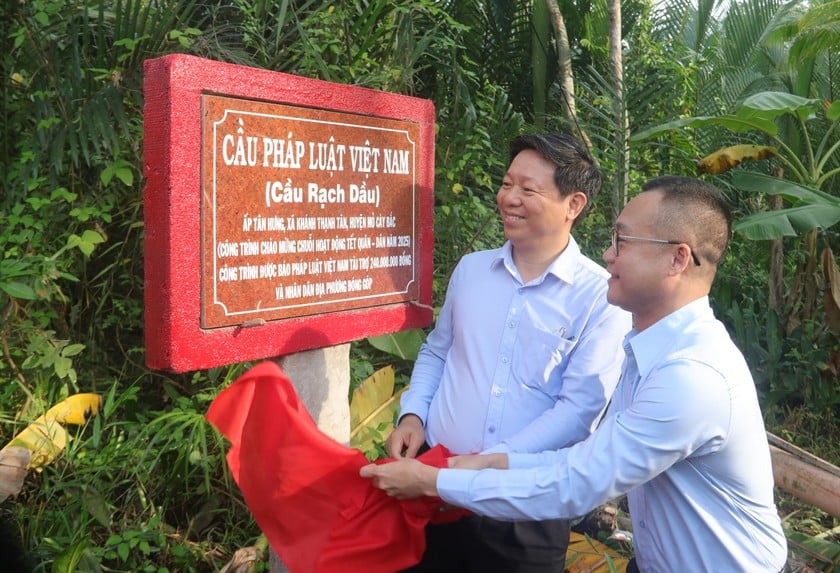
[206,361,467,573]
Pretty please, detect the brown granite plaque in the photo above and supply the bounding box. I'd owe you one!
[201,95,420,329]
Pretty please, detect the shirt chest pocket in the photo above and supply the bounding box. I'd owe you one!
[513,323,577,396]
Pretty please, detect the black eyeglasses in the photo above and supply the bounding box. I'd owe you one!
[611,228,701,266]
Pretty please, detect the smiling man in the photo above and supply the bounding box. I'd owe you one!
[363,176,789,573]
[381,132,631,573]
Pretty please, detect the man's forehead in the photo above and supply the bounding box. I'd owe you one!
[616,192,660,227]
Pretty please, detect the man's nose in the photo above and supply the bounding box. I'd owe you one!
[498,187,521,204]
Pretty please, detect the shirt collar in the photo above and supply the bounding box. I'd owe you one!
[494,236,581,285]
[626,296,712,378]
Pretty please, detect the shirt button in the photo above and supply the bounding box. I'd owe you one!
[488,426,496,433]
[493,389,501,396]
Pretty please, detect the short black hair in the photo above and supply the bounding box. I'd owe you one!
[641,176,732,266]
[509,132,602,221]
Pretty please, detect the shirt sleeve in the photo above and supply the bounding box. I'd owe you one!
[398,267,458,425]
[483,299,632,454]
[438,359,731,520]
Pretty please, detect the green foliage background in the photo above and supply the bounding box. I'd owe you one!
[2,0,839,570]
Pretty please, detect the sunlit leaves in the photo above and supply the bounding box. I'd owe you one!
[66,230,105,257]
[350,366,406,459]
[100,159,134,186]
[732,172,840,240]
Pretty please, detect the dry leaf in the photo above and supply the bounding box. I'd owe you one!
[565,531,630,572]
[697,144,777,174]
[822,248,840,332]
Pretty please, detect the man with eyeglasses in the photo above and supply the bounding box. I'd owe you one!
[611,228,702,267]
[362,176,789,573]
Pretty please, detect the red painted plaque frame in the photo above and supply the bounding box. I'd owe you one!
[143,55,435,372]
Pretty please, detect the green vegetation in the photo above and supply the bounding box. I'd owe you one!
[2,0,839,570]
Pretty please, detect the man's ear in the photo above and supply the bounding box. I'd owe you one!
[669,244,694,275]
[567,192,588,221]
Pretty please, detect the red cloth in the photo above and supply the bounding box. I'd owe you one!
[206,361,468,573]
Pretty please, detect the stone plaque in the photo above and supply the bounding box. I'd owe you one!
[143,54,434,372]
[202,96,420,328]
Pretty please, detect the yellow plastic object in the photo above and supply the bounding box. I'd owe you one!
[3,393,102,471]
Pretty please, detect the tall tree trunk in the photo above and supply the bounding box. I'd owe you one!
[607,0,628,215]
[545,0,592,149]
[545,0,575,121]
[533,1,551,130]
[769,194,784,313]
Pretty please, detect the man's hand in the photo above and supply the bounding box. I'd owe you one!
[359,458,440,500]
[448,453,509,470]
[386,414,425,458]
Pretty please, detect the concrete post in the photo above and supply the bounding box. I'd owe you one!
[268,343,351,572]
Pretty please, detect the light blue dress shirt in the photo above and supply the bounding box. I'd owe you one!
[437,297,788,572]
[400,237,631,455]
